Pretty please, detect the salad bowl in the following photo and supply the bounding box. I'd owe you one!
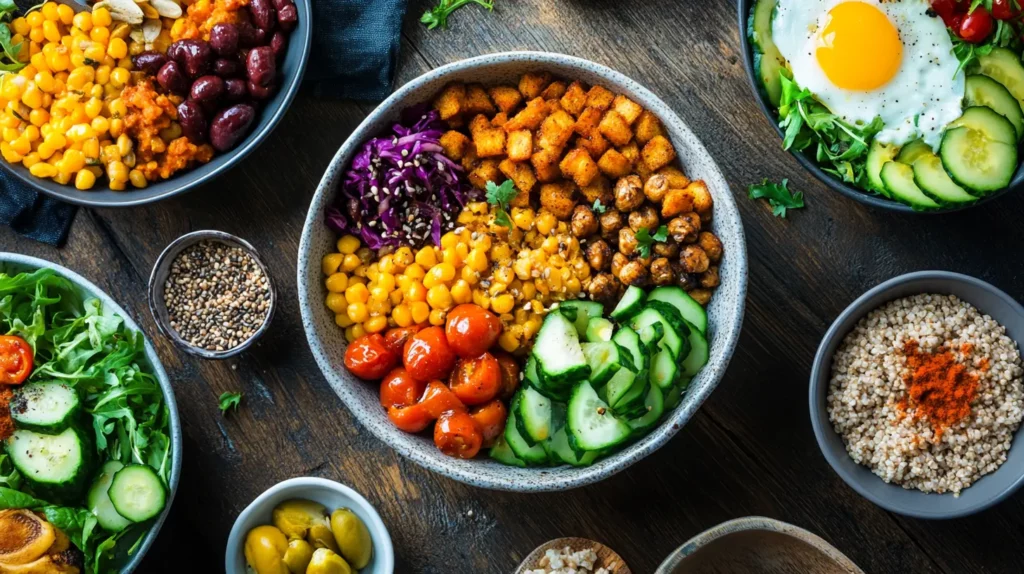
[297,52,748,492]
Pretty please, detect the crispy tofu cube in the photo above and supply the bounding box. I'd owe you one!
[446,115,465,129]
[579,175,613,205]
[469,159,501,190]
[560,81,588,116]
[585,85,615,110]
[540,81,568,100]
[433,82,466,121]
[491,112,509,128]
[488,85,523,114]
[469,114,491,136]
[559,148,599,187]
[577,131,610,158]
[538,109,576,151]
[519,72,552,99]
[531,149,562,183]
[641,135,677,171]
[474,127,507,158]
[658,166,690,189]
[499,158,538,198]
[634,110,665,144]
[687,180,714,219]
[661,187,696,218]
[597,148,633,178]
[439,130,472,161]
[461,147,480,172]
[619,141,640,165]
[464,83,495,115]
[544,100,564,115]
[504,98,550,132]
[539,182,577,219]
[598,110,633,147]
[506,130,533,162]
[574,107,603,137]
[612,95,643,125]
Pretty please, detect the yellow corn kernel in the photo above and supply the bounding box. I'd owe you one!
[29,161,56,178]
[441,246,461,267]
[109,67,129,88]
[367,299,391,317]
[465,248,488,272]
[26,11,44,28]
[450,280,471,305]
[566,277,582,296]
[82,137,99,160]
[392,304,412,327]
[71,11,91,31]
[414,247,436,267]
[10,137,30,155]
[17,65,36,79]
[364,264,379,283]
[352,264,367,278]
[59,149,84,173]
[128,41,143,56]
[405,282,426,303]
[90,116,109,135]
[116,133,131,156]
[403,263,425,281]
[21,152,40,167]
[20,85,42,109]
[345,324,366,343]
[536,212,556,235]
[325,292,347,314]
[377,255,396,274]
[396,274,412,293]
[106,37,127,59]
[81,96,102,119]
[370,285,389,303]
[22,125,38,142]
[28,108,47,127]
[11,17,29,36]
[83,42,105,64]
[41,3,59,21]
[56,3,74,24]
[428,309,446,327]
[498,329,521,353]
[488,282,507,297]
[472,290,490,310]
[490,243,511,262]
[460,266,479,285]
[376,273,396,293]
[29,52,47,74]
[511,207,534,230]
[106,159,127,182]
[33,70,54,94]
[440,232,458,249]
[427,284,452,310]
[128,169,146,188]
[340,253,361,272]
[1,127,16,142]
[431,262,456,282]
[494,266,514,286]
[345,283,369,305]
[29,28,44,44]
[336,235,360,254]
[158,123,181,142]
[322,254,344,276]
[42,21,60,44]
[393,246,413,269]
[410,301,430,324]
[523,317,543,341]
[73,168,95,190]
[108,118,123,137]
[335,313,354,328]
[47,49,69,72]
[346,302,369,323]
[364,316,388,334]
[0,141,22,163]
[325,273,349,294]
[491,293,514,314]
[389,289,403,306]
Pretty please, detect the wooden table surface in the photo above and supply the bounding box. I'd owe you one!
[3,1,1024,572]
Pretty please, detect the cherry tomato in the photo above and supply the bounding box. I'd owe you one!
[379,367,426,409]
[960,7,994,42]
[444,304,502,358]
[434,410,483,459]
[992,0,1020,20]
[344,334,399,381]
[383,326,421,354]
[388,403,433,433]
[403,326,457,382]
[448,353,502,406]
[418,380,466,418]
[493,351,521,401]
[930,0,959,18]
[0,335,32,385]
[470,400,507,446]
[949,12,965,31]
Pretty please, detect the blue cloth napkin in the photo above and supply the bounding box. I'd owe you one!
[0,177,76,246]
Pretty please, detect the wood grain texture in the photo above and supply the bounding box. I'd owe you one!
[2,0,1024,572]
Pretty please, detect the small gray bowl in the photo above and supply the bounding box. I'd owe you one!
[0,253,182,573]
[810,270,1024,518]
[148,230,276,359]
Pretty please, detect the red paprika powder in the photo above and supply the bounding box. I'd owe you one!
[898,340,979,440]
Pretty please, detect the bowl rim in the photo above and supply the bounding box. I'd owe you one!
[223,476,395,573]
[297,50,748,491]
[808,270,1024,518]
[734,0,1016,214]
[0,252,182,572]
[0,0,313,208]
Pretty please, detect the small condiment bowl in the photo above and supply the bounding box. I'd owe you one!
[810,270,1024,518]
[148,230,276,359]
[224,477,395,574]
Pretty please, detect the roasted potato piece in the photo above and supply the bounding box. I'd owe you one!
[577,131,611,158]
[662,188,695,218]
[506,130,533,162]
[634,110,665,144]
[570,204,599,238]
[464,83,495,115]
[433,82,465,121]
[585,85,615,110]
[439,130,472,161]
[473,127,507,158]
[597,148,633,178]
[519,72,552,99]
[599,209,625,240]
[574,107,603,137]
[560,81,588,116]
[488,85,523,113]
[499,159,538,197]
[644,174,669,203]
[679,245,710,274]
[539,182,577,219]
[531,149,562,183]
[687,180,714,220]
[628,205,659,232]
[700,266,720,289]
[540,81,567,100]
[559,148,599,187]
[538,109,577,151]
[641,135,677,171]
[658,166,690,189]
[504,98,549,132]
[468,159,501,190]
[598,110,633,147]
[612,95,643,125]
[668,214,700,244]
[613,175,644,211]
[579,175,613,206]
[698,231,723,262]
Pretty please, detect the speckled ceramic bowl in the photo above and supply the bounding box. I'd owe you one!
[297,52,748,491]
[0,253,182,573]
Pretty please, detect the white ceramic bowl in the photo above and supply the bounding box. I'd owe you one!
[224,477,394,573]
[297,52,748,491]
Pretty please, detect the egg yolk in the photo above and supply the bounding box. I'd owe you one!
[816,2,903,91]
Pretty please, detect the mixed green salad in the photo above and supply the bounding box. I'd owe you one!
[0,267,172,574]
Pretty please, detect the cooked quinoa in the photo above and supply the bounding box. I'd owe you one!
[827,294,1024,495]
[524,546,610,574]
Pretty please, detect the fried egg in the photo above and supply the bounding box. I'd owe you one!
[773,0,964,149]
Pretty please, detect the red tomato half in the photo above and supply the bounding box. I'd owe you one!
[434,410,483,459]
[418,380,466,418]
[403,326,457,382]
[493,351,521,401]
[383,326,421,354]
[344,334,399,381]
[388,403,433,433]
[379,367,426,409]
[992,0,1019,20]
[470,400,507,447]
[960,7,994,42]
[0,335,33,385]
[444,304,501,358]
[448,353,502,406]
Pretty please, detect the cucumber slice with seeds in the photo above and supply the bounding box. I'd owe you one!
[647,286,708,334]
[940,107,1018,195]
[896,139,932,166]
[880,162,940,209]
[490,436,527,467]
[867,140,899,195]
[582,341,627,386]
[10,382,80,434]
[108,464,166,523]
[584,317,614,343]
[965,74,1024,140]
[533,311,590,385]
[504,393,549,464]
[518,386,554,443]
[610,285,646,322]
[975,47,1024,114]
[557,300,605,338]
[913,154,978,204]
[88,461,132,532]
[567,381,632,451]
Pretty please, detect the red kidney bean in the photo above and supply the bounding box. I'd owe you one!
[247,79,274,100]
[246,46,275,87]
[209,23,240,56]
[177,100,208,144]
[249,0,276,31]
[224,78,247,101]
[209,103,256,152]
[190,75,225,103]
[157,61,189,94]
[213,57,242,77]
[171,39,213,78]
[277,4,297,32]
[238,22,267,48]
[269,31,287,60]
[132,51,168,75]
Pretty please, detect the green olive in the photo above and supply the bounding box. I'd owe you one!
[282,538,314,574]
[272,499,329,539]
[244,525,289,574]
[307,522,340,554]
[329,508,372,569]
[305,548,352,574]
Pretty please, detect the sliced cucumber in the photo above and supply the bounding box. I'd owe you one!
[525,355,571,402]
[504,394,549,464]
[609,285,646,322]
[88,461,132,532]
[866,139,899,195]
[490,436,527,467]
[518,386,553,443]
[748,0,786,107]
[614,372,648,411]
[108,464,166,523]
[880,162,940,209]
[629,303,690,358]
[638,323,665,354]
[647,286,708,334]
[965,74,1024,140]
[546,426,599,467]
[582,341,626,386]
[896,139,932,166]
[648,348,679,389]
[628,384,665,433]
[975,47,1024,114]
[10,382,81,434]
[664,383,688,410]
[584,317,614,343]
[5,427,89,502]
[557,300,605,338]
[533,311,590,385]
[913,154,977,204]
[940,126,1017,195]
[567,381,632,451]
[680,320,710,378]
[600,367,638,408]
[949,106,1017,145]
[612,327,645,372]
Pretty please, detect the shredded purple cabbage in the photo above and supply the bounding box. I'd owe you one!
[325,106,476,249]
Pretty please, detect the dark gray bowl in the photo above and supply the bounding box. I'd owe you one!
[0,1,311,207]
[810,271,1024,518]
[737,0,1019,213]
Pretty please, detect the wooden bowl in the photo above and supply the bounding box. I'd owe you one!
[515,538,630,574]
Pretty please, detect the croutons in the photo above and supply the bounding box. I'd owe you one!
[504,98,550,132]
[538,109,576,151]
[598,110,633,147]
[559,148,600,187]
[574,107,603,137]
[577,131,610,158]
[540,81,568,100]
[519,72,552,99]
[612,95,643,125]
[661,188,695,218]
[619,142,640,166]
[641,135,677,171]
[539,182,577,219]
[469,114,491,136]
[658,166,690,189]
[585,85,615,110]
[506,130,533,162]
[579,175,614,206]
[491,112,508,128]
[488,85,523,113]
[560,81,588,116]
[531,149,562,183]
[686,180,714,220]
[473,127,507,158]
[439,130,472,161]
[434,82,466,120]
[464,83,495,115]
[499,158,538,198]
[634,110,665,144]
[597,148,633,178]
[469,159,501,190]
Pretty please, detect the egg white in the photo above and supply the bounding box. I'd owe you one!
[772,0,963,149]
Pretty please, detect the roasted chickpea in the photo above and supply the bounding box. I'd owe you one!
[644,173,670,203]
[570,204,599,238]
[599,209,625,241]
[700,266,720,289]
[618,227,638,257]
[611,252,628,278]
[689,288,712,306]
[672,262,700,290]
[687,180,714,220]
[679,245,710,274]
[614,175,644,211]
[588,273,619,304]
[698,231,723,262]
[618,260,649,287]
[650,257,674,286]
[628,205,660,232]
[586,239,613,271]
[653,241,679,258]
[668,215,700,244]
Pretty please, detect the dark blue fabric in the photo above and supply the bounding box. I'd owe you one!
[0,176,76,246]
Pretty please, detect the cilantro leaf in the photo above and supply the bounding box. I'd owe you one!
[592,199,607,214]
[748,179,805,218]
[219,391,243,414]
[635,225,668,258]
[486,179,519,228]
[493,209,512,228]
[421,0,494,30]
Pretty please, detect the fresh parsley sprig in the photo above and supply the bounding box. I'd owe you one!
[592,199,607,214]
[421,0,494,30]
[219,391,243,414]
[635,225,668,258]
[485,179,519,228]
[748,178,804,218]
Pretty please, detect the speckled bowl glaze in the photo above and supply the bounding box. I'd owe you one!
[0,253,182,573]
[810,271,1024,518]
[297,52,748,491]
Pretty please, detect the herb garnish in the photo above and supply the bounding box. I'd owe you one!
[219,391,243,414]
[748,178,805,218]
[592,199,607,214]
[635,225,668,258]
[0,0,25,76]
[421,0,494,30]
[950,18,1021,79]
[486,179,518,228]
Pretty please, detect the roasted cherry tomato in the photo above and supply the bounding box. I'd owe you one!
[448,353,502,406]
[960,7,994,42]
[992,0,1020,20]
[469,400,507,446]
[418,380,466,418]
[344,334,398,381]
[493,351,521,401]
[403,326,457,382]
[444,304,501,358]
[379,367,426,409]
[434,410,483,459]
[388,403,433,433]
[383,326,421,354]
[0,335,33,385]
